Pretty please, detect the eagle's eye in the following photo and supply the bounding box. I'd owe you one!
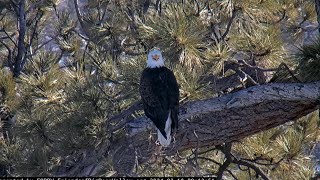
[152,54,160,61]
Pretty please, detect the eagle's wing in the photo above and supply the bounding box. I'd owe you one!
[139,69,168,136]
[139,69,161,108]
[166,68,179,131]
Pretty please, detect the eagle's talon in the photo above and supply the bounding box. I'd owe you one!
[155,140,161,146]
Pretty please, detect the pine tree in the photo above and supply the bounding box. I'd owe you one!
[0,0,319,178]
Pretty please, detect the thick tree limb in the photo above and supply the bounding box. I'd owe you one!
[112,81,320,175]
[55,81,320,176]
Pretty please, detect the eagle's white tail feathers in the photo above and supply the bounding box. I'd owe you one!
[157,112,172,147]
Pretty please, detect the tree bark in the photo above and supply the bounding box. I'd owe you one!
[55,81,320,176]
[315,0,320,33]
[14,0,26,77]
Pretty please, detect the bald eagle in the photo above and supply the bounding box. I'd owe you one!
[139,49,179,147]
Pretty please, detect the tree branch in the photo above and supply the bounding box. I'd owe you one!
[114,81,320,174]
[108,101,143,131]
[237,59,278,72]
[54,81,320,176]
[216,143,232,179]
[73,0,85,30]
[220,7,238,41]
[316,0,320,33]
[13,0,26,77]
[233,159,270,180]
[1,28,18,47]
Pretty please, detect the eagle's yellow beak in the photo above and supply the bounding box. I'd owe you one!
[152,54,160,61]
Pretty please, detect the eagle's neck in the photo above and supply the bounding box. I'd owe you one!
[146,59,165,68]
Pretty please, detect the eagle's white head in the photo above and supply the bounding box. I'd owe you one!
[147,49,164,68]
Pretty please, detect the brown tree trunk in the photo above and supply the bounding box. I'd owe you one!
[14,0,26,77]
[315,0,320,33]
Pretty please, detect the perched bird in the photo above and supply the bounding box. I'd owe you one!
[139,49,179,147]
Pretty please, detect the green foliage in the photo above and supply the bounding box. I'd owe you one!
[0,70,16,109]
[230,26,285,68]
[234,111,319,179]
[9,51,113,175]
[139,4,207,69]
[204,43,231,75]
[174,64,213,100]
[295,37,320,82]
[0,140,22,175]
[119,55,145,98]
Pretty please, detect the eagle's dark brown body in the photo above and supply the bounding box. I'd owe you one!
[139,66,179,142]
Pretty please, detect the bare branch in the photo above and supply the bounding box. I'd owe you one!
[73,0,85,29]
[221,7,239,41]
[237,59,278,72]
[236,68,259,85]
[233,159,270,180]
[316,0,320,33]
[26,10,43,51]
[25,35,57,59]
[216,143,232,180]
[242,157,283,167]
[1,28,18,47]
[13,0,27,77]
